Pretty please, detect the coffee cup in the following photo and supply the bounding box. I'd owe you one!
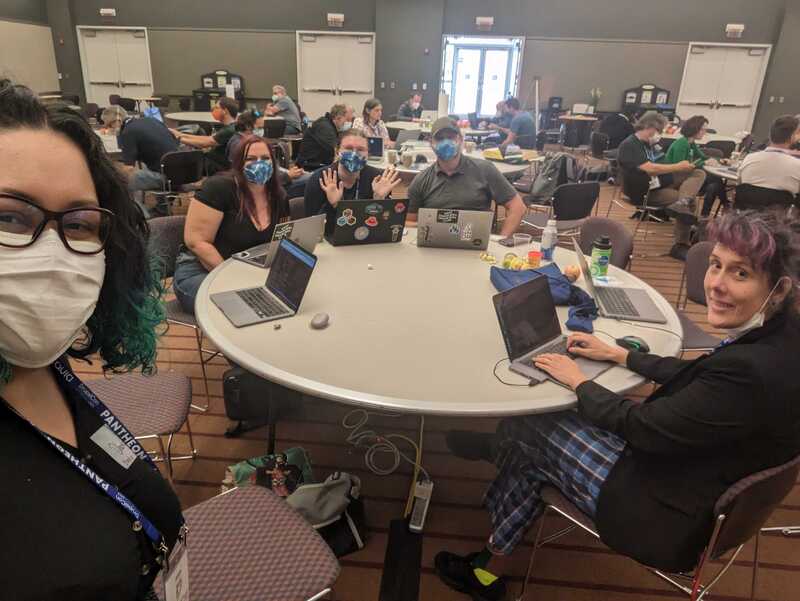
[387,149,398,165]
[401,153,414,168]
[465,141,476,153]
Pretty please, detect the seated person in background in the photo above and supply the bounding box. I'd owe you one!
[264,85,303,134]
[101,104,178,218]
[739,114,800,196]
[170,96,238,175]
[437,209,800,601]
[483,100,512,129]
[228,110,309,198]
[173,134,289,313]
[599,110,635,150]
[397,93,424,120]
[296,104,354,171]
[304,128,401,221]
[407,117,526,238]
[353,97,394,148]
[498,97,536,151]
[617,111,705,261]
[663,115,728,217]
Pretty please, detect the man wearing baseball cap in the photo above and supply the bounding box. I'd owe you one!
[407,117,526,237]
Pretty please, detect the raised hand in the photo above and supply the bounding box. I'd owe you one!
[372,166,402,199]
[320,168,344,207]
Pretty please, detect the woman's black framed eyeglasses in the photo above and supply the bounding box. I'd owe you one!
[0,194,114,255]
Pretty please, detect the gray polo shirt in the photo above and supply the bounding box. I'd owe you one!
[407,154,518,212]
[274,96,302,133]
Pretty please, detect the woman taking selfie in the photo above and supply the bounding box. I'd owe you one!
[0,80,182,600]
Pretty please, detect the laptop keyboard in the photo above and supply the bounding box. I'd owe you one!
[597,287,640,317]
[236,288,287,318]
[533,338,570,358]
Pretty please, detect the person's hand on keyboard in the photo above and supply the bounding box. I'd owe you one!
[532,354,588,391]
[566,333,629,365]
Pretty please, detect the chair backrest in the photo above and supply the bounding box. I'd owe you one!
[578,216,634,270]
[288,197,306,221]
[684,241,714,305]
[711,453,800,559]
[147,215,186,279]
[178,97,191,111]
[265,119,287,139]
[552,182,600,221]
[590,132,609,159]
[155,95,171,108]
[387,126,400,142]
[703,140,736,158]
[82,103,99,121]
[734,183,795,211]
[118,97,137,112]
[702,147,724,160]
[161,150,205,189]
[63,94,80,105]
[109,94,121,106]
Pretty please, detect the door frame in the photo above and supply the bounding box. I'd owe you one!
[450,44,515,115]
[675,41,772,133]
[76,25,155,103]
[295,30,376,113]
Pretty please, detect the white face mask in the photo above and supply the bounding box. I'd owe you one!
[0,230,106,368]
[253,127,265,137]
[724,277,786,341]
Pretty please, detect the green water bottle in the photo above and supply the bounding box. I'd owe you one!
[590,236,612,278]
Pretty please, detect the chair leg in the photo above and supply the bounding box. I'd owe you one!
[750,529,761,601]
[191,327,210,412]
[517,507,549,601]
[166,432,176,479]
[157,435,172,482]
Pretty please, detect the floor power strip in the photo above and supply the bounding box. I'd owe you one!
[409,479,433,533]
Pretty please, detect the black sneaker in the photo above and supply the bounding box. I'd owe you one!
[435,552,508,601]
[445,431,496,462]
[669,243,690,261]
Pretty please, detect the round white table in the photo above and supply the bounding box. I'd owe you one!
[386,121,492,139]
[663,132,740,146]
[704,163,740,183]
[165,111,220,124]
[195,238,682,417]
[369,150,538,177]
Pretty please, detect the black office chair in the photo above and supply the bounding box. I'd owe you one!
[118,97,137,112]
[61,94,80,105]
[734,184,795,211]
[150,150,205,215]
[387,127,400,142]
[264,119,287,140]
[703,140,736,159]
[109,94,121,106]
[522,182,600,237]
[178,97,191,111]
[81,103,99,122]
[154,95,171,109]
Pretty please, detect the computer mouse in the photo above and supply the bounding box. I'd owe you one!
[310,313,330,330]
[616,335,650,353]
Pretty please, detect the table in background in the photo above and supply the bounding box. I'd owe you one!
[704,163,740,183]
[385,121,492,142]
[370,150,542,178]
[663,132,741,147]
[559,115,598,148]
[195,239,682,417]
[165,111,223,125]
[133,97,161,112]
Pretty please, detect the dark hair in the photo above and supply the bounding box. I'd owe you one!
[227,134,288,226]
[362,98,382,123]
[234,109,259,133]
[708,209,800,312]
[770,115,800,145]
[680,115,708,138]
[337,127,368,147]
[505,97,521,111]
[0,79,165,381]
[217,97,239,119]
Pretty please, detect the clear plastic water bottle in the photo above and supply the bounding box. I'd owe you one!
[541,219,557,261]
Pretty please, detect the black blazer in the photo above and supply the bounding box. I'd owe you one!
[576,311,800,572]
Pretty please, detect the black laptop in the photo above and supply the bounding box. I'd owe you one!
[324,199,409,246]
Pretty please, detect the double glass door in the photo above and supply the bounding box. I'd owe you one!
[451,46,513,116]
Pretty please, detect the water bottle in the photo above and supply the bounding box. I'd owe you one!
[541,219,557,261]
[590,236,613,278]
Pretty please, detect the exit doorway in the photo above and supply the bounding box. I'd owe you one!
[440,36,524,117]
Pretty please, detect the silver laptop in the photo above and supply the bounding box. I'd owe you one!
[395,129,421,145]
[572,237,667,323]
[417,208,493,250]
[493,275,612,384]
[211,238,317,327]
[232,214,324,268]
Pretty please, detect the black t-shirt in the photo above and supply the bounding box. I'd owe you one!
[617,134,655,204]
[296,114,339,170]
[195,174,286,259]
[119,117,179,172]
[0,370,183,601]
[206,124,237,172]
[303,162,382,223]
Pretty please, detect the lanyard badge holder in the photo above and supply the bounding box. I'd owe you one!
[164,524,190,601]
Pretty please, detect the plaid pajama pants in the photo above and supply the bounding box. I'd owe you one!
[484,410,626,555]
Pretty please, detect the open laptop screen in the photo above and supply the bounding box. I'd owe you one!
[266,238,317,312]
[493,275,561,361]
[367,136,384,157]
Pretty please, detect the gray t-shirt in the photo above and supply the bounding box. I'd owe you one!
[274,96,302,133]
[509,111,536,146]
[407,154,517,212]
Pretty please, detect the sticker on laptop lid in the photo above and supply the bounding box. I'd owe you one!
[273,222,295,240]
[365,216,378,227]
[364,203,383,216]
[448,224,459,235]
[337,216,348,227]
[460,223,473,241]
[346,216,357,226]
[394,202,406,214]
[354,226,369,241]
[437,209,459,224]
[390,224,402,242]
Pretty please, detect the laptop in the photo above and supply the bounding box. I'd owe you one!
[325,199,409,246]
[211,238,317,328]
[367,136,384,160]
[493,275,612,383]
[395,129,422,145]
[416,208,493,250]
[232,214,325,268]
[572,237,667,323]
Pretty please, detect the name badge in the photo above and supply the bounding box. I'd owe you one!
[90,425,137,469]
[164,542,190,601]
[648,176,661,190]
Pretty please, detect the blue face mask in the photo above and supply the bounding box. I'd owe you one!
[339,150,367,173]
[339,121,352,132]
[434,138,460,161]
[244,159,273,185]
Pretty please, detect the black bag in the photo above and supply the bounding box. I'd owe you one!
[222,367,301,436]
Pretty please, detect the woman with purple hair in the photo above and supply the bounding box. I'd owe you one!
[437,210,800,600]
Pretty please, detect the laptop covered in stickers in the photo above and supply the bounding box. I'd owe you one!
[324,199,409,246]
[416,208,493,250]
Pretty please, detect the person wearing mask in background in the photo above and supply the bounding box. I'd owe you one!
[0,79,183,600]
[101,104,179,218]
[170,96,238,175]
[303,128,401,221]
[227,109,310,198]
[407,117,526,238]
[739,115,800,196]
[173,135,289,313]
[497,97,536,152]
[397,93,424,120]
[353,98,394,149]
[297,104,354,171]
[617,111,705,261]
[263,85,302,135]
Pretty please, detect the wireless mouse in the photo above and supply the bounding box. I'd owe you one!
[616,335,650,353]
[310,313,330,330]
